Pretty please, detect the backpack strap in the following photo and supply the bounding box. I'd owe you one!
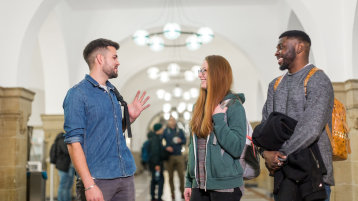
[304,67,320,96]
[305,67,344,154]
[274,76,283,91]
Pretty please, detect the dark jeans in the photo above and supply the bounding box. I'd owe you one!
[150,169,164,200]
[190,187,242,201]
[324,185,331,201]
[76,176,135,201]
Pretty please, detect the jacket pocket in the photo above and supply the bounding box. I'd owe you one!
[209,144,240,178]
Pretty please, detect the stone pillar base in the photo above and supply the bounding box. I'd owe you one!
[0,87,35,201]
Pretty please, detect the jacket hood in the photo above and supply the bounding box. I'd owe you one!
[223,92,245,103]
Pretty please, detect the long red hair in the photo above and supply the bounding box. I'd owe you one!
[190,55,233,138]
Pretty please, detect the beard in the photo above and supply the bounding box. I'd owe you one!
[103,63,118,79]
[279,47,296,71]
[108,71,118,79]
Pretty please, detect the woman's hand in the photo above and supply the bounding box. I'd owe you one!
[184,188,192,201]
[213,104,228,115]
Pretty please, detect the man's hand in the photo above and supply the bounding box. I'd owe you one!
[128,90,150,123]
[184,188,192,201]
[85,184,104,201]
[166,146,174,153]
[262,151,287,171]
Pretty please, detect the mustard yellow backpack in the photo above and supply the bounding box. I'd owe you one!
[274,67,351,161]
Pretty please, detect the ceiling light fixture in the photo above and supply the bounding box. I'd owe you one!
[133,23,214,52]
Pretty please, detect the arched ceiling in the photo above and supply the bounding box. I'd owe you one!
[65,0,278,10]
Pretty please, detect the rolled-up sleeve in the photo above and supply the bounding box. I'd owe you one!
[63,87,86,144]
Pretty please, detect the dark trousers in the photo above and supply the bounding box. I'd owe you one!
[150,169,164,200]
[190,187,242,201]
[273,184,330,201]
[76,176,135,201]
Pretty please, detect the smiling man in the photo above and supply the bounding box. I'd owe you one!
[259,30,334,201]
[63,38,150,201]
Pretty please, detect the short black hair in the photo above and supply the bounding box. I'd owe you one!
[83,38,120,66]
[279,30,311,46]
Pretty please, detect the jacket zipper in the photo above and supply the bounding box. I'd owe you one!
[309,148,320,169]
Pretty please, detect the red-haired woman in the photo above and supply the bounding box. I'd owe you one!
[184,55,246,201]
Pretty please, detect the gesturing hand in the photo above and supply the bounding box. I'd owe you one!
[128,90,150,123]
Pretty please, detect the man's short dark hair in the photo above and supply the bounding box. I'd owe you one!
[279,30,311,46]
[83,38,120,66]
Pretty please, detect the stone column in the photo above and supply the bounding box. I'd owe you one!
[0,87,35,201]
[331,80,358,201]
[40,114,64,198]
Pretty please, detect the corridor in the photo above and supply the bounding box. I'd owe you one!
[134,171,273,201]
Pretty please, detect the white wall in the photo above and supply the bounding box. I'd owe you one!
[38,11,70,114]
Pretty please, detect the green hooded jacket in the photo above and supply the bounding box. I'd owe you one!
[185,93,246,190]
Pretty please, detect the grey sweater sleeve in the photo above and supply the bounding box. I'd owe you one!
[261,80,276,122]
[279,71,334,156]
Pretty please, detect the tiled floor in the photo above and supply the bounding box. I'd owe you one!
[134,171,274,201]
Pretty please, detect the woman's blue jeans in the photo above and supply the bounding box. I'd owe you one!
[57,166,75,201]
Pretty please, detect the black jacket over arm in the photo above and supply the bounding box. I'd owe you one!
[253,112,327,201]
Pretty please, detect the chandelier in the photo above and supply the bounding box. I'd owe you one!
[132,22,214,52]
[146,63,200,83]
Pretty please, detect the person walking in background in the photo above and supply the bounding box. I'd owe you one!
[259,30,334,201]
[148,123,166,201]
[141,135,151,172]
[163,116,186,200]
[50,132,75,201]
[63,38,150,201]
[184,55,246,201]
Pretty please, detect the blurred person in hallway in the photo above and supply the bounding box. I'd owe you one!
[148,123,167,201]
[50,132,75,201]
[163,116,186,200]
[184,55,246,201]
[63,38,150,201]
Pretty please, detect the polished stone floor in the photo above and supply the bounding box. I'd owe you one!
[134,170,274,201]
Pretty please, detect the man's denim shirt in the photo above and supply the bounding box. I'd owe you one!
[63,75,136,179]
